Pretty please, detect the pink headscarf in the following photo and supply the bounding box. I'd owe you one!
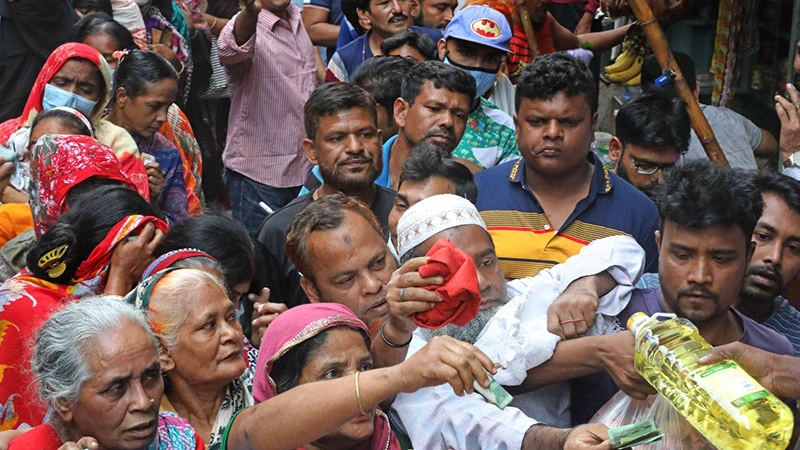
[252,303,400,450]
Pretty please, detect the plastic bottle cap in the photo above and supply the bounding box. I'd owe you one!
[627,312,649,332]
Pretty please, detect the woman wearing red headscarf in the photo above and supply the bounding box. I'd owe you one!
[0,42,149,198]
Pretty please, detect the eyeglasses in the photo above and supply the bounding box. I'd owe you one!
[629,153,676,175]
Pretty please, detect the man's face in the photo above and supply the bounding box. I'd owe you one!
[741,194,800,304]
[438,38,505,73]
[305,107,383,194]
[515,93,596,178]
[395,80,470,151]
[416,0,457,29]
[658,221,752,325]
[387,44,427,62]
[361,0,413,39]
[388,176,456,235]
[612,140,681,199]
[302,211,398,326]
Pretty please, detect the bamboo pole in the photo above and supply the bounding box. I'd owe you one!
[626,0,729,166]
[515,0,539,60]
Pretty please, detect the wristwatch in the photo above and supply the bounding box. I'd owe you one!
[783,150,800,169]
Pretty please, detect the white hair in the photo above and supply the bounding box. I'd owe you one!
[31,296,156,407]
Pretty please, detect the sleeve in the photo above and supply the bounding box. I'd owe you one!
[218,12,258,67]
[736,110,764,151]
[783,166,800,181]
[584,0,599,14]
[392,336,537,450]
[325,52,347,83]
[475,236,644,385]
[336,19,357,50]
[304,0,333,12]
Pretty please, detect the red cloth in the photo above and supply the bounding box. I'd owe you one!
[412,239,481,330]
[508,16,556,84]
[0,215,169,429]
[7,424,62,450]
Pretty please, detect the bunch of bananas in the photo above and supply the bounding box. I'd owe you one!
[604,25,649,86]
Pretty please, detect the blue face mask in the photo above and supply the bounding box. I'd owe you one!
[443,56,497,98]
[42,83,98,118]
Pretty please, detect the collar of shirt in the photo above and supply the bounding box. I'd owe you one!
[259,4,303,33]
[507,152,613,197]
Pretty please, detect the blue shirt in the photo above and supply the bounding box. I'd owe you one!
[475,153,660,279]
[298,134,396,196]
[761,297,800,355]
[326,27,444,82]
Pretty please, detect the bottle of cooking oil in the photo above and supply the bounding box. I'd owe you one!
[627,312,793,450]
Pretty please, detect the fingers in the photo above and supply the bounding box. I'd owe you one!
[58,437,99,450]
[697,341,742,365]
[787,83,800,107]
[250,287,271,304]
[546,306,563,338]
[396,256,430,275]
[136,222,155,243]
[396,271,444,290]
[776,94,796,124]
[145,227,165,253]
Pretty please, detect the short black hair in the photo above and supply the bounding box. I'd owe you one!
[30,109,92,136]
[654,159,764,241]
[72,0,112,16]
[303,82,377,141]
[380,30,437,60]
[74,13,137,51]
[399,142,478,203]
[401,60,475,106]
[351,56,416,126]
[157,214,256,288]
[641,52,697,94]
[615,90,691,154]
[342,0,366,35]
[516,52,595,113]
[114,49,177,98]
[747,171,800,217]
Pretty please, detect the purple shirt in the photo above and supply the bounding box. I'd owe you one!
[218,6,315,188]
[570,288,795,425]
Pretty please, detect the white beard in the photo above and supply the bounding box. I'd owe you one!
[419,304,503,344]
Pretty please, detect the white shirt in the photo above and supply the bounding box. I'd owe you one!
[392,236,646,450]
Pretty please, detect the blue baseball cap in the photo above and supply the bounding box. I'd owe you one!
[443,5,513,54]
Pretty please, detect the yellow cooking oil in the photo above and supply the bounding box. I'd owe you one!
[627,312,793,450]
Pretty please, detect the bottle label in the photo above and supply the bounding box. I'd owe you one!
[697,361,769,408]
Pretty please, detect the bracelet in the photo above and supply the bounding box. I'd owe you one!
[379,321,412,348]
[177,60,185,75]
[210,16,219,30]
[354,371,368,415]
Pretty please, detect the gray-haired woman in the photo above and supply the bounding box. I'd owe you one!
[7,296,203,450]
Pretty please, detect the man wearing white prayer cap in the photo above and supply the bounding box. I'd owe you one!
[389,193,650,450]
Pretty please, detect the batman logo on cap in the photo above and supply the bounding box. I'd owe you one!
[470,18,501,39]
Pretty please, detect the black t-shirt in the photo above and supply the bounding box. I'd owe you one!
[255,186,396,309]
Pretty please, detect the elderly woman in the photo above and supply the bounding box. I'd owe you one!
[7,296,202,449]
[124,267,496,449]
[0,185,166,429]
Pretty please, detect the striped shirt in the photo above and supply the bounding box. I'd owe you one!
[475,153,660,279]
[218,6,315,188]
[762,297,800,355]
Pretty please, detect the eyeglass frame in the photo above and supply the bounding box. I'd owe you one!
[628,152,677,175]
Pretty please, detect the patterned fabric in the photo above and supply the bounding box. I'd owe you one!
[217,6,316,188]
[160,104,205,214]
[251,303,399,450]
[207,368,254,449]
[135,133,190,225]
[124,268,179,310]
[143,6,194,105]
[153,411,205,450]
[507,18,556,83]
[28,134,147,237]
[0,215,169,430]
[0,42,149,198]
[452,98,520,170]
[112,0,149,49]
[761,297,800,356]
[710,0,755,106]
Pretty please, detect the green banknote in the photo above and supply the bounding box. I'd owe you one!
[473,373,513,409]
[609,419,664,449]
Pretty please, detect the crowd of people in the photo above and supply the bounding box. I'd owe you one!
[2,0,800,449]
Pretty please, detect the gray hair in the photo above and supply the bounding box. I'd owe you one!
[31,296,156,408]
[148,269,229,348]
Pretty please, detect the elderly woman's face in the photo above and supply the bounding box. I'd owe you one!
[65,322,163,450]
[167,282,246,385]
[299,328,374,448]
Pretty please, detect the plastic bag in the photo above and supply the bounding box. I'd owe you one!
[590,391,716,449]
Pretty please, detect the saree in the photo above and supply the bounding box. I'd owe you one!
[135,133,190,225]
[0,215,169,430]
[252,303,400,450]
[28,134,149,237]
[159,104,204,214]
[143,5,194,106]
[0,43,149,197]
